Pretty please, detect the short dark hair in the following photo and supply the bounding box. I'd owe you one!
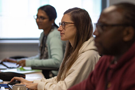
[113,2,135,29]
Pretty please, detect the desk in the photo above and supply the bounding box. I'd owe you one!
[0,62,44,90]
[0,61,44,82]
[1,67,44,84]
[1,72,44,90]
[25,72,44,81]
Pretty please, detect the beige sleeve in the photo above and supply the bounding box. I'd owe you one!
[35,50,99,90]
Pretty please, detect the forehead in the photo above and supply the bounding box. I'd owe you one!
[98,6,123,24]
[61,14,72,22]
[37,9,48,17]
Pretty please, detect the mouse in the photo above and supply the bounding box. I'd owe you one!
[8,80,21,85]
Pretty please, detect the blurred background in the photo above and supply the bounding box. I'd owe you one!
[0,0,134,59]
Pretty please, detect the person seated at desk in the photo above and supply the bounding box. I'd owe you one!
[10,7,100,90]
[2,5,65,79]
[68,2,135,90]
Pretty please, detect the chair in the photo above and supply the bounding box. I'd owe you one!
[9,56,28,59]
[31,66,59,79]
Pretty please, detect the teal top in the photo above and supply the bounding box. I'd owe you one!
[25,27,65,75]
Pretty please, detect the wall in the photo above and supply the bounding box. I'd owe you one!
[0,42,38,60]
[1,0,135,60]
[109,0,135,5]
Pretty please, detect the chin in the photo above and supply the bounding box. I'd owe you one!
[97,48,104,56]
[61,37,67,41]
[38,27,42,29]
[97,50,102,56]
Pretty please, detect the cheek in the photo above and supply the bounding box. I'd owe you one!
[65,27,76,39]
[42,20,51,26]
[95,33,113,52]
[101,35,114,49]
[99,33,123,54]
[42,21,49,26]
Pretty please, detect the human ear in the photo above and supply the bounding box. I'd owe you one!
[123,27,134,41]
[51,19,54,24]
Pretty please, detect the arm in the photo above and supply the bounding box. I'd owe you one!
[68,72,95,90]
[26,30,64,68]
[33,50,99,90]
[68,53,101,90]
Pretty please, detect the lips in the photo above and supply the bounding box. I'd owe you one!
[94,40,101,48]
[60,33,64,36]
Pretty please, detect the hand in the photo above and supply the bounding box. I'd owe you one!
[17,60,26,67]
[10,77,33,84]
[24,83,38,90]
[2,58,17,63]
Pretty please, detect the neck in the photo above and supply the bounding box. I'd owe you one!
[43,26,52,35]
[69,39,75,47]
[114,43,133,61]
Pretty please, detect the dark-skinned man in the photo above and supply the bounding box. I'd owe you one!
[68,2,135,90]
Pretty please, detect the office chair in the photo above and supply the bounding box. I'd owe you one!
[31,66,59,79]
[9,56,28,59]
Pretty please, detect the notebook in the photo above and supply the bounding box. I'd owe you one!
[0,60,41,74]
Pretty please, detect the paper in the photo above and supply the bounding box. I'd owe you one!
[0,87,5,90]
[1,67,41,74]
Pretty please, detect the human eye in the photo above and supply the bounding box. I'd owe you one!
[40,16,46,20]
[100,24,105,29]
[101,24,109,31]
[97,23,108,31]
[95,23,103,30]
[62,22,65,26]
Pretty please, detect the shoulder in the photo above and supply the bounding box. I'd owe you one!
[83,49,99,56]
[72,50,99,67]
[94,55,112,69]
[39,31,44,42]
[48,28,60,38]
[79,50,100,63]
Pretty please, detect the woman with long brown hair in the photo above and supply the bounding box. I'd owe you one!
[10,7,100,90]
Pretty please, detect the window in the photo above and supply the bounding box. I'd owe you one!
[0,0,101,39]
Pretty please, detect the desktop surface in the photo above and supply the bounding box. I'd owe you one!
[0,60,44,90]
[0,72,44,90]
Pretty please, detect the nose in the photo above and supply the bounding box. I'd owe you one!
[36,18,40,23]
[58,25,63,31]
[93,28,99,36]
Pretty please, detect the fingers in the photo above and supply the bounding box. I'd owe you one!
[10,77,32,85]
[2,58,17,63]
[10,77,22,82]
[2,58,9,62]
[16,60,26,67]
[17,61,23,67]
